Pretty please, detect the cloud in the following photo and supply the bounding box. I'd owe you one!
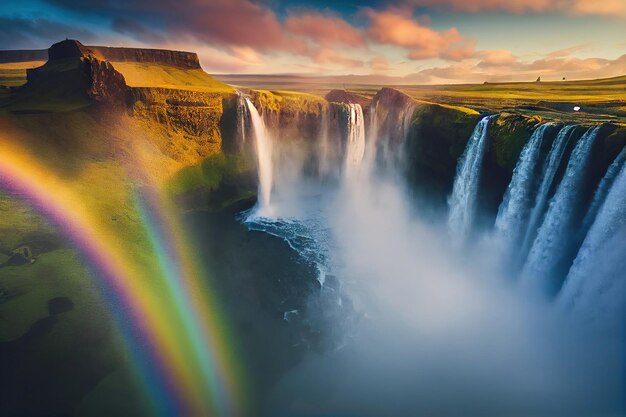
[414,51,626,84]
[311,48,364,68]
[285,11,365,48]
[0,16,95,49]
[477,49,519,67]
[111,16,165,44]
[370,55,391,72]
[570,0,626,16]
[46,0,304,53]
[402,0,626,15]
[363,7,473,61]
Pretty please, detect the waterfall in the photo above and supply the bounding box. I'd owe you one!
[447,115,494,240]
[343,104,366,178]
[244,97,273,212]
[520,124,576,260]
[494,124,555,257]
[521,126,601,295]
[557,154,626,322]
[580,146,626,233]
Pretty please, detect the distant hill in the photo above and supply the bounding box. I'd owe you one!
[0,40,231,92]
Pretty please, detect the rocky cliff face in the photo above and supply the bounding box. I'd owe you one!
[93,46,201,69]
[129,88,233,160]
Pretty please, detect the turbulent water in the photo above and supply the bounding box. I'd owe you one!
[522,126,601,294]
[494,123,556,260]
[580,146,626,233]
[238,100,626,417]
[447,115,494,241]
[520,124,577,261]
[558,149,626,324]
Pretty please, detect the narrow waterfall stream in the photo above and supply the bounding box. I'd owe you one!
[447,115,494,241]
[244,97,274,213]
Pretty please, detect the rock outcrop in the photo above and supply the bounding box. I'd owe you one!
[325,89,371,108]
[92,46,201,69]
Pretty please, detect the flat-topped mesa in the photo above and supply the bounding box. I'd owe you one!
[92,46,201,69]
[46,39,201,69]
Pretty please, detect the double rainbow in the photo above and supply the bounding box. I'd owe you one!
[0,139,244,416]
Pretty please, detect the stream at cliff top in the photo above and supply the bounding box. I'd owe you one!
[206,97,626,417]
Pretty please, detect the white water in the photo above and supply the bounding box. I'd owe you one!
[580,146,626,233]
[521,126,601,294]
[494,124,554,257]
[447,115,494,241]
[244,97,273,213]
[343,104,366,179]
[232,107,626,416]
[558,153,626,326]
[520,125,576,260]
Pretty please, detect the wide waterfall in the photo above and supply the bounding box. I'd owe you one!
[521,126,601,294]
[447,115,494,241]
[520,124,576,261]
[234,99,625,416]
[494,123,556,260]
[558,153,626,324]
[244,97,273,212]
[343,104,366,178]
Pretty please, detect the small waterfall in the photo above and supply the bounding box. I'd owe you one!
[580,146,626,233]
[366,99,415,172]
[494,124,555,257]
[244,97,273,211]
[343,104,366,178]
[521,126,601,294]
[447,115,494,240]
[520,124,576,260]
[557,154,626,321]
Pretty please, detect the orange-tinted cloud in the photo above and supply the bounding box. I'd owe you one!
[477,50,518,67]
[403,0,626,15]
[416,52,626,84]
[370,56,391,72]
[285,12,365,47]
[311,48,364,68]
[363,7,473,61]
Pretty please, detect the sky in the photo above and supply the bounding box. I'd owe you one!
[1,0,625,84]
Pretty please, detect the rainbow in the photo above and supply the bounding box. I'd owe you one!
[0,140,243,416]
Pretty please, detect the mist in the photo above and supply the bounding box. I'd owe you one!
[239,100,626,417]
[264,173,623,417]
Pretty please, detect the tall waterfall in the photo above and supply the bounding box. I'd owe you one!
[494,124,555,257]
[520,124,576,260]
[447,115,494,240]
[580,146,626,233]
[244,97,273,212]
[521,126,601,294]
[557,152,626,321]
[343,104,366,178]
